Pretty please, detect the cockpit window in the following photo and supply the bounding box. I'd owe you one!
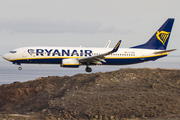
[9,51,17,54]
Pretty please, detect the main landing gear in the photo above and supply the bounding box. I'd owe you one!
[85,65,92,72]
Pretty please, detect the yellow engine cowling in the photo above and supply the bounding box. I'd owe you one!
[61,59,80,68]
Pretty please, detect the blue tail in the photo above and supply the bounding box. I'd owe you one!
[131,18,174,50]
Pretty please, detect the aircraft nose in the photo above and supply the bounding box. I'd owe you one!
[2,54,10,61]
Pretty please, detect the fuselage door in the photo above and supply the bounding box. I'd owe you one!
[140,51,145,60]
[22,49,27,57]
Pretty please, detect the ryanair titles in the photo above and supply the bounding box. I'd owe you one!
[28,49,92,56]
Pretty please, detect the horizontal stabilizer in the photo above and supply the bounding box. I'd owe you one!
[154,49,176,54]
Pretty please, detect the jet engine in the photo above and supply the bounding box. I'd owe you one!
[61,59,80,68]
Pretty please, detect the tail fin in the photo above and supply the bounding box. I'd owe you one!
[131,18,174,50]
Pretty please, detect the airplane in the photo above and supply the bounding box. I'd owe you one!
[2,18,176,72]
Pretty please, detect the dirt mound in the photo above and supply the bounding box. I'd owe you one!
[0,68,180,120]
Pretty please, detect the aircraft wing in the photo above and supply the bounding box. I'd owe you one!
[79,40,121,65]
[154,49,176,54]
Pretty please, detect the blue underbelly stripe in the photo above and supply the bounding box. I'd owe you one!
[10,54,167,65]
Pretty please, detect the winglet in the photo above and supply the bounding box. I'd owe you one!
[111,40,121,52]
[104,40,111,48]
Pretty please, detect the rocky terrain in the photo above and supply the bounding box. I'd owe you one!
[0,68,180,120]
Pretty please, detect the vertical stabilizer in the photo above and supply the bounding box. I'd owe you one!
[131,18,174,50]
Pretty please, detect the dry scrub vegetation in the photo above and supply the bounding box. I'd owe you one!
[0,68,180,120]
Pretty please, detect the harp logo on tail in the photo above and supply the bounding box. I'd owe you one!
[156,31,170,45]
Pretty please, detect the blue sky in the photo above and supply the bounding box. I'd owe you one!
[0,0,179,56]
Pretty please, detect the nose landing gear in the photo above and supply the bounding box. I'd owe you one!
[18,65,22,70]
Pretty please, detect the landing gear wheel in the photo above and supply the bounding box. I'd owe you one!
[85,67,92,72]
[18,67,22,70]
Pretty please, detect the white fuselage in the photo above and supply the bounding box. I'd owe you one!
[3,46,168,65]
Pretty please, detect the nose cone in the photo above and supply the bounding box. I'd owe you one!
[2,54,10,61]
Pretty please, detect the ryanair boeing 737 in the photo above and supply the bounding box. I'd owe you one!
[2,18,176,72]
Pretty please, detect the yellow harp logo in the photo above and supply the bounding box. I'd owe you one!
[156,31,170,45]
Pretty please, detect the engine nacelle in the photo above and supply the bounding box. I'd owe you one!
[61,59,80,68]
